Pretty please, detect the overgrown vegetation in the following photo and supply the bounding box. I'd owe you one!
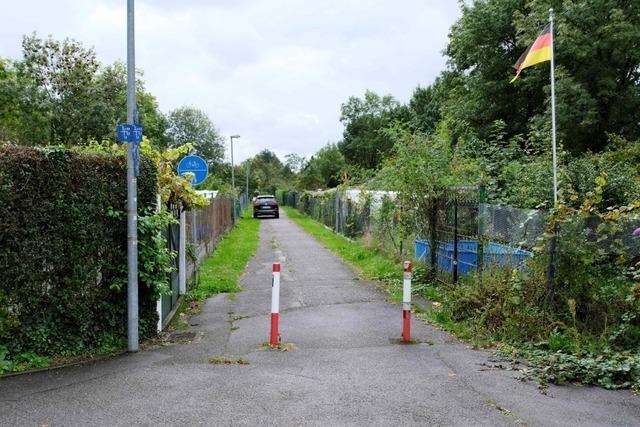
[0,146,160,373]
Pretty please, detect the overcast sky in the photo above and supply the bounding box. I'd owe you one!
[0,0,461,163]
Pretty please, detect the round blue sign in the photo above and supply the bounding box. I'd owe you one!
[177,155,208,185]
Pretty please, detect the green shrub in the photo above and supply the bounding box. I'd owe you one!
[0,145,160,360]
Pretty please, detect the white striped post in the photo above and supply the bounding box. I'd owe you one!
[402,261,412,342]
[270,263,281,346]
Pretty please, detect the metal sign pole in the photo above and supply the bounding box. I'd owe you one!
[126,0,139,352]
[549,8,558,205]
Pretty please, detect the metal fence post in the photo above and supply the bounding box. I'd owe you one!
[453,196,459,284]
[429,199,438,280]
[179,209,186,295]
[477,185,486,274]
[546,223,558,305]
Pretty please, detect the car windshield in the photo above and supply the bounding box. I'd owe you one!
[257,196,275,201]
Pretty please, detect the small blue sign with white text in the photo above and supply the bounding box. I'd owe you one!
[116,124,143,143]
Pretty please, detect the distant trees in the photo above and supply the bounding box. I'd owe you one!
[0,33,226,162]
[165,106,224,166]
[298,144,346,189]
[0,34,170,147]
[337,90,407,170]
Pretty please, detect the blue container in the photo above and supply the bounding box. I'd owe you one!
[414,239,532,275]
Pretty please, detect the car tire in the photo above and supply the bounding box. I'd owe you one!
[275,213,279,219]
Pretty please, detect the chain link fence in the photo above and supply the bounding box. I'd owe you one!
[281,187,639,286]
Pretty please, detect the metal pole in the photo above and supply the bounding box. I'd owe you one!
[246,163,250,205]
[126,0,139,352]
[230,135,239,223]
[453,197,459,284]
[549,8,558,206]
[547,9,559,305]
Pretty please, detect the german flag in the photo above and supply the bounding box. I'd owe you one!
[510,23,552,83]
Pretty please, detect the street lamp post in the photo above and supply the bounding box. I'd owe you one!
[230,135,240,223]
[246,162,250,204]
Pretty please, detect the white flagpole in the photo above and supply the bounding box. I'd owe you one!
[549,8,558,205]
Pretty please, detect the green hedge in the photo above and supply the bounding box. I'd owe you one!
[0,145,158,357]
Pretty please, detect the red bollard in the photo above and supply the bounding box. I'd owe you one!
[402,261,412,342]
[270,263,281,346]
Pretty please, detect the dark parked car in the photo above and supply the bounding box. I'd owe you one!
[253,195,279,218]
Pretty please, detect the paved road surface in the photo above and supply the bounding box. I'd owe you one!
[1,210,638,426]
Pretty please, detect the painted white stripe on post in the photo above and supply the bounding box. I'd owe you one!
[271,264,280,313]
[270,263,281,345]
[402,261,412,342]
[403,264,412,310]
[156,298,162,332]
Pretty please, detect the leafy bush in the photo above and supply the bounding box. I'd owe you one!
[0,145,160,362]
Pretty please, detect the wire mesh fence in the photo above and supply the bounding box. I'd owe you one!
[185,197,233,269]
[282,189,373,237]
[281,187,640,286]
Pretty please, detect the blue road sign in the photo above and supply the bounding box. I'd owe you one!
[177,155,208,185]
[116,124,143,143]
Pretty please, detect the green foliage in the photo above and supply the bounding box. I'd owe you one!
[240,149,289,195]
[445,0,640,154]
[338,90,410,170]
[166,106,224,166]
[0,35,169,147]
[0,145,160,369]
[297,143,346,190]
[501,345,640,390]
[138,209,177,299]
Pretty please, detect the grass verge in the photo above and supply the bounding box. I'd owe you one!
[187,211,261,301]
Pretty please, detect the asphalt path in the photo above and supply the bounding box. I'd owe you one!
[1,210,639,426]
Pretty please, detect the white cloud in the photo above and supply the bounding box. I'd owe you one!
[0,0,461,162]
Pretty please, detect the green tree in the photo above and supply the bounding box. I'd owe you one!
[307,143,346,188]
[409,81,444,135]
[0,59,50,144]
[444,0,640,154]
[247,150,286,194]
[165,106,224,166]
[284,153,305,173]
[338,90,410,170]
[0,36,168,147]
[19,34,101,145]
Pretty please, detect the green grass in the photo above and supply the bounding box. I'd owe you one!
[284,207,402,288]
[187,211,260,300]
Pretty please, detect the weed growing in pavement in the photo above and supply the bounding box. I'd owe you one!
[258,342,297,352]
[208,356,250,365]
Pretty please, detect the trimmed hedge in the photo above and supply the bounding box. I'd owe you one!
[0,145,158,357]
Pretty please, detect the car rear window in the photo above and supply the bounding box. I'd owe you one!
[257,196,275,201]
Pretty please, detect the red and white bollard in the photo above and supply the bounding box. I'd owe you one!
[270,263,281,346]
[402,261,412,342]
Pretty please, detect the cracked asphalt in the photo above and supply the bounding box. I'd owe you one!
[1,210,639,426]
